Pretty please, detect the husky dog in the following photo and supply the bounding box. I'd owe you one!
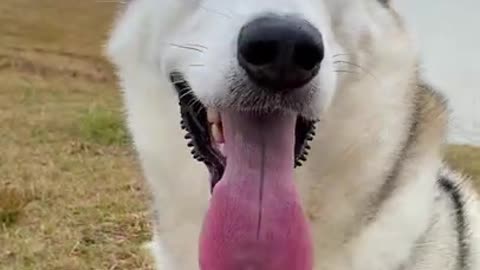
[106,0,480,269]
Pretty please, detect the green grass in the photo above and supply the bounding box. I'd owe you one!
[0,0,478,269]
[78,106,130,146]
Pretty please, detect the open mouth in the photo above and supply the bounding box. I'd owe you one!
[170,72,317,192]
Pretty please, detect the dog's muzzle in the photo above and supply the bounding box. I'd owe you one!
[169,15,323,270]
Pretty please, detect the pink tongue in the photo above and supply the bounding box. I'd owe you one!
[199,112,313,270]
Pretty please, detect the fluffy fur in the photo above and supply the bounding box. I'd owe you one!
[106,0,480,269]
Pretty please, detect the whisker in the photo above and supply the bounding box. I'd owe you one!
[186,96,198,108]
[171,79,187,85]
[334,60,379,80]
[332,53,353,58]
[178,88,194,100]
[334,70,360,75]
[169,43,204,53]
[185,44,209,50]
[195,100,206,116]
[200,5,233,19]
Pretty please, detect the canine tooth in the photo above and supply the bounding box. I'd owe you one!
[211,123,224,143]
[207,108,221,123]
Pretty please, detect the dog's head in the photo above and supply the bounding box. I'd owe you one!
[110,0,404,113]
[107,1,415,269]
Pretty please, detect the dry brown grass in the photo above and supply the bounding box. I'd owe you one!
[0,1,153,269]
[0,1,478,269]
[446,145,480,189]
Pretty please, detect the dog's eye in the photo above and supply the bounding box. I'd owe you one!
[378,0,389,7]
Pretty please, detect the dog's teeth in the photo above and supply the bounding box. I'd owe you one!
[211,123,224,143]
[207,108,221,124]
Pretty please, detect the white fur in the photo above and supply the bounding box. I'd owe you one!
[106,1,479,270]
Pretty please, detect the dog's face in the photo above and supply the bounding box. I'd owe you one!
[108,0,407,185]
[107,1,412,269]
[110,0,402,117]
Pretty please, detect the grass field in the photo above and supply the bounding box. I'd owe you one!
[0,1,479,270]
[0,1,152,269]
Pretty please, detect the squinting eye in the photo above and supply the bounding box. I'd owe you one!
[378,0,389,6]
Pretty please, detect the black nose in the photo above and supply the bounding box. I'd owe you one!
[237,15,324,91]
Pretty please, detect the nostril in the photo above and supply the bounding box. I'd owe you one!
[237,15,324,90]
[240,40,279,66]
[294,42,324,71]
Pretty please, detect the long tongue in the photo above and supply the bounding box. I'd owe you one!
[199,112,313,270]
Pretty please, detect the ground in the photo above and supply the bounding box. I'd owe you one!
[0,1,478,270]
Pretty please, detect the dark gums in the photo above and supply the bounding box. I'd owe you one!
[170,72,226,191]
[169,71,317,192]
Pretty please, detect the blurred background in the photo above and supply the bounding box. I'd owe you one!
[0,1,478,269]
[395,0,480,145]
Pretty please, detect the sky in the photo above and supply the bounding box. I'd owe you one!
[394,0,480,145]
